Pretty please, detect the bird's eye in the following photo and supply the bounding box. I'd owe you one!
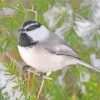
[26,24,41,31]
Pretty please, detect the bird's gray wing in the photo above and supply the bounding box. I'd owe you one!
[39,33,100,72]
[41,33,79,58]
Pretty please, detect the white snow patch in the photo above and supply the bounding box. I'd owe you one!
[55,19,73,37]
[46,94,53,100]
[3,8,15,16]
[0,62,24,100]
[80,85,86,94]
[80,71,90,83]
[91,0,100,25]
[74,0,100,49]
[44,3,73,36]
[74,19,96,38]
[56,67,67,87]
[90,54,100,68]
[0,62,10,87]
[74,18,100,48]
[44,3,66,30]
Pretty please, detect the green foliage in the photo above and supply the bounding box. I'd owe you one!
[80,7,92,19]
[42,79,66,100]
[0,87,10,100]
[33,0,52,25]
[4,61,19,78]
[64,28,82,49]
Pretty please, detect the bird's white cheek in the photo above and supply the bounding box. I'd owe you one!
[27,26,50,42]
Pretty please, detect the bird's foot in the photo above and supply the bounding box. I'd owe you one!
[37,72,52,98]
[40,72,52,80]
[22,66,52,98]
[22,65,40,80]
[22,65,31,80]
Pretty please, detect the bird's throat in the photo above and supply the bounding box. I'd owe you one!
[18,33,38,47]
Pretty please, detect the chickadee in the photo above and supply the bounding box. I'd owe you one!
[18,20,100,74]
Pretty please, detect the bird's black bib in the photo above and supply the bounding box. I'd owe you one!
[18,33,38,47]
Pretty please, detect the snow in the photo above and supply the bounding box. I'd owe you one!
[80,85,86,94]
[91,0,100,24]
[74,19,95,38]
[90,54,100,68]
[44,3,73,37]
[0,63,9,87]
[55,19,73,38]
[3,8,15,16]
[44,3,66,30]
[80,71,90,83]
[46,94,53,100]
[56,67,67,87]
[74,0,100,48]
[0,62,24,100]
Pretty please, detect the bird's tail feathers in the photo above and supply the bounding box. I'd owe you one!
[76,58,100,72]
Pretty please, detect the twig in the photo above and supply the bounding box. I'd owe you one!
[25,4,37,21]
[37,78,45,98]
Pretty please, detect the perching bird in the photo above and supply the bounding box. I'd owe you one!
[18,20,100,75]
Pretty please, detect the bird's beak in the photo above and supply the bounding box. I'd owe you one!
[18,28,25,32]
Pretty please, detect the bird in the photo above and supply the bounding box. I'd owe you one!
[17,20,100,98]
[18,20,100,75]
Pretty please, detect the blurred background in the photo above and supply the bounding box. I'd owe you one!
[0,0,100,100]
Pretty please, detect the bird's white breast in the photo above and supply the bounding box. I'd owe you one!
[18,45,77,73]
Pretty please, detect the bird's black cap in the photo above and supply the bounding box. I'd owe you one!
[23,20,37,27]
[22,20,41,31]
